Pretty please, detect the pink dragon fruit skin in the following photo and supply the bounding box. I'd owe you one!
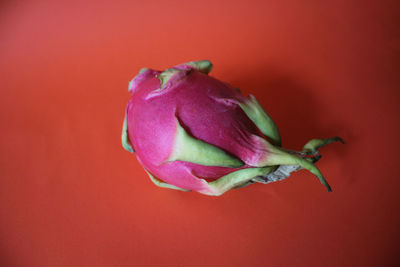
[122,60,343,196]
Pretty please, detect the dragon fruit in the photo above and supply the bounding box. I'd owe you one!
[122,60,343,196]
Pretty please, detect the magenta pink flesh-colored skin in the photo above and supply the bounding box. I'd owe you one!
[126,66,271,192]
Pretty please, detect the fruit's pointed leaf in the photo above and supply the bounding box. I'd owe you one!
[239,95,281,147]
[121,112,134,153]
[145,69,188,100]
[128,68,151,93]
[175,60,213,74]
[204,166,275,196]
[265,145,332,192]
[303,137,345,154]
[185,60,213,74]
[158,68,183,88]
[167,115,244,168]
[144,170,189,191]
[138,67,149,74]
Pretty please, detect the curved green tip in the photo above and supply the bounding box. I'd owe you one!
[239,95,281,147]
[167,115,243,168]
[157,68,183,88]
[303,136,344,155]
[265,146,332,192]
[144,170,189,191]
[121,113,134,153]
[186,60,213,74]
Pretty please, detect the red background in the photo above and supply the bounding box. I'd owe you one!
[1,0,399,266]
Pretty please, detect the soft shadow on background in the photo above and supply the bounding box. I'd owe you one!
[230,66,354,181]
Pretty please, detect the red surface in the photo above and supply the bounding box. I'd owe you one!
[1,0,399,266]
